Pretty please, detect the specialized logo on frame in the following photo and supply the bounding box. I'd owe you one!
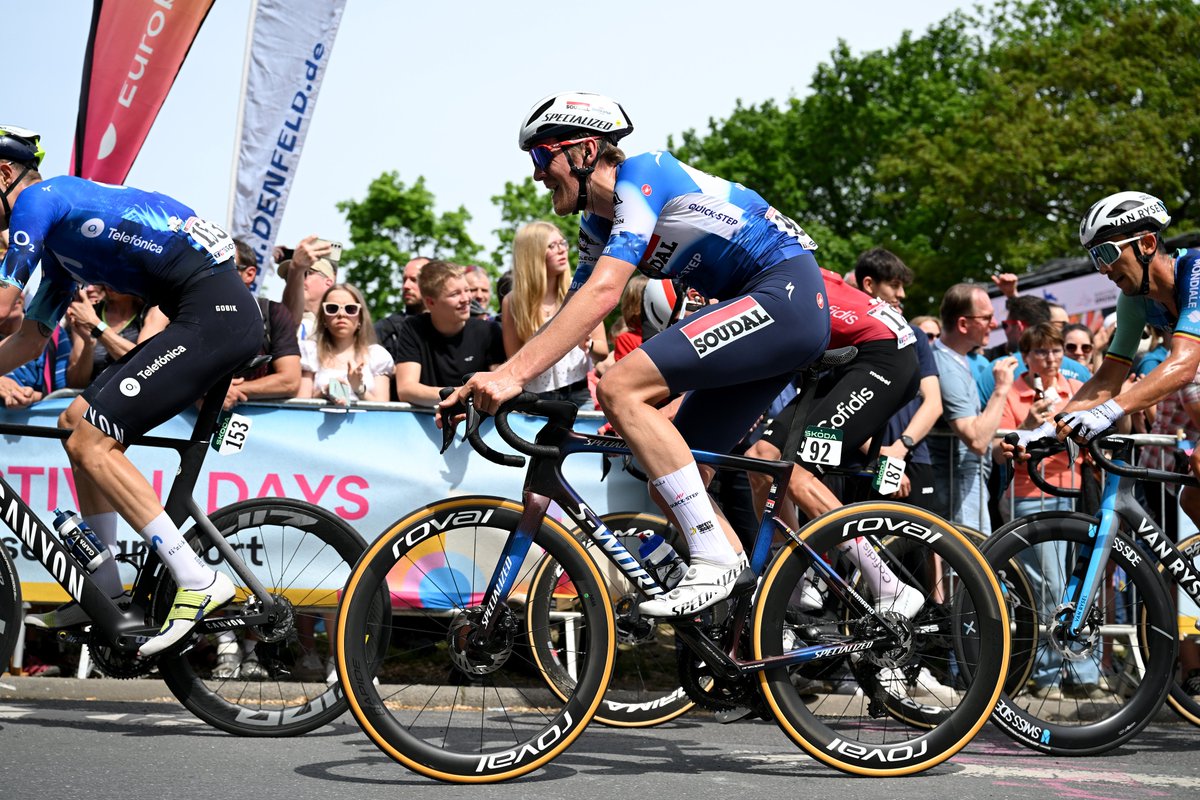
[682,296,774,358]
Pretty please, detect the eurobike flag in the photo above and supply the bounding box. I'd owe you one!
[230,0,346,277]
[71,0,215,182]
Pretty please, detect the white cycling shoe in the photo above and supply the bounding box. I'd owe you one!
[875,583,925,620]
[638,555,749,618]
[139,572,236,658]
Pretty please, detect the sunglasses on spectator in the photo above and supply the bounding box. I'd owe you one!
[323,302,361,317]
[1064,342,1094,355]
[529,136,600,171]
[1029,347,1064,359]
[926,331,938,341]
[1088,234,1145,270]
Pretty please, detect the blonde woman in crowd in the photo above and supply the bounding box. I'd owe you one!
[502,221,607,407]
[299,283,393,405]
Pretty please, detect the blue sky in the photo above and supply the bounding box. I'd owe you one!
[5,1,973,267]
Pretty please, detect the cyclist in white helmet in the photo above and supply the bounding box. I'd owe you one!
[442,92,833,618]
[1011,191,1200,519]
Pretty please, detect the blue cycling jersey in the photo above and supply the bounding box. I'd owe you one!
[1108,248,1200,365]
[574,151,818,299]
[0,176,236,328]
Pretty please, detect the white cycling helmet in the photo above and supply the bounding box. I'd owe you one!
[518,91,633,151]
[1078,191,1171,248]
[642,279,681,339]
[1079,191,1171,295]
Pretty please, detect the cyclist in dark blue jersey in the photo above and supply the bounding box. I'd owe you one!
[1011,191,1200,521]
[0,126,260,656]
[441,92,831,617]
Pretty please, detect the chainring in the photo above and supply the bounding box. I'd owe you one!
[87,632,156,679]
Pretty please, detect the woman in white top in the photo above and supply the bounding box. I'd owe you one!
[501,221,607,407]
[299,283,394,406]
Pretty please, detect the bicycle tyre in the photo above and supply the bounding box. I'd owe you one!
[958,525,1039,698]
[337,496,615,783]
[528,511,695,728]
[152,498,367,736]
[980,511,1176,755]
[1158,531,1200,728]
[0,539,21,673]
[754,502,1009,776]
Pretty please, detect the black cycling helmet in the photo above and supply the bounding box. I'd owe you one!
[0,125,45,169]
[0,125,45,221]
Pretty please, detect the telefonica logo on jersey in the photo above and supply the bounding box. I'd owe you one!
[136,346,187,380]
[108,228,164,254]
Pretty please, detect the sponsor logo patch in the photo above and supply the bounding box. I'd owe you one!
[81,218,105,238]
[681,297,775,358]
[119,378,141,397]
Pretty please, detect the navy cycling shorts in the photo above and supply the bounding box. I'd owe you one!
[639,253,831,455]
[81,268,262,445]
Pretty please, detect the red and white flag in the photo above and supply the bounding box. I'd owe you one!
[71,0,214,182]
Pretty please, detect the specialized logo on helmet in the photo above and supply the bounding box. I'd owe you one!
[81,218,105,238]
[682,297,775,358]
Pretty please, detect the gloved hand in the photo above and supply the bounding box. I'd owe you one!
[1013,420,1058,451]
[1056,399,1124,443]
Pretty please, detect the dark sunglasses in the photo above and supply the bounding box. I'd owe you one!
[1088,234,1145,270]
[926,331,938,341]
[529,136,600,171]
[323,302,361,317]
[1064,342,1094,355]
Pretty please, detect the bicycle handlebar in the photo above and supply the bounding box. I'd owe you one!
[1088,431,1200,488]
[1003,432,1082,499]
[437,389,579,467]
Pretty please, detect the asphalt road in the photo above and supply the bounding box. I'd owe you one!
[1,679,1198,799]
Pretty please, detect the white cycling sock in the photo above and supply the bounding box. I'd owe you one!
[651,463,739,565]
[140,511,214,590]
[84,511,124,598]
[837,536,909,600]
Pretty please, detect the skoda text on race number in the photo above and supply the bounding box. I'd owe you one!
[682,297,775,358]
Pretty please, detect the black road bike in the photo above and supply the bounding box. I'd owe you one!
[336,350,1011,782]
[0,359,366,736]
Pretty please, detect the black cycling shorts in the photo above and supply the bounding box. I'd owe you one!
[759,338,919,474]
[637,254,831,455]
[81,268,261,445]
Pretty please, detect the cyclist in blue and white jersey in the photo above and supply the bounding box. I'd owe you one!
[0,126,260,656]
[1011,192,1200,520]
[442,92,831,617]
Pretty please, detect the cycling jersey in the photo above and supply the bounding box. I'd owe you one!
[0,176,237,328]
[575,151,818,299]
[1106,248,1200,366]
[821,269,914,348]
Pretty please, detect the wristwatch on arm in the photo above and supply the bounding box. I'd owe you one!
[899,434,916,454]
[90,320,108,339]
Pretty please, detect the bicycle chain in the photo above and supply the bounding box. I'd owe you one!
[87,633,156,679]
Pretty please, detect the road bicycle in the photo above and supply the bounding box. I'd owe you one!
[336,350,1011,782]
[0,358,367,736]
[979,431,1200,754]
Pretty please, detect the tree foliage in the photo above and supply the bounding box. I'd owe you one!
[335,172,482,314]
[672,0,1200,313]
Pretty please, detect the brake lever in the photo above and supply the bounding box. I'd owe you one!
[438,387,463,454]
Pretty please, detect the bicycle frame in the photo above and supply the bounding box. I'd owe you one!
[0,378,280,652]
[466,410,906,681]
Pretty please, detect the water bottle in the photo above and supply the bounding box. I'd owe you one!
[53,508,113,574]
[637,532,686,589]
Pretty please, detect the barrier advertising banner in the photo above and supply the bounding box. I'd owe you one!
[229,0,346,273]
[0,401,649,602]
[71,0,214,181]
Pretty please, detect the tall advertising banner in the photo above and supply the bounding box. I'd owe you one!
[230,0,347,275]
[71,0,215,181]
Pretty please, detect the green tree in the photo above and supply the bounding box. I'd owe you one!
[670,0,1200,315]
[336,172,482,313]
[489,177,577,271]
